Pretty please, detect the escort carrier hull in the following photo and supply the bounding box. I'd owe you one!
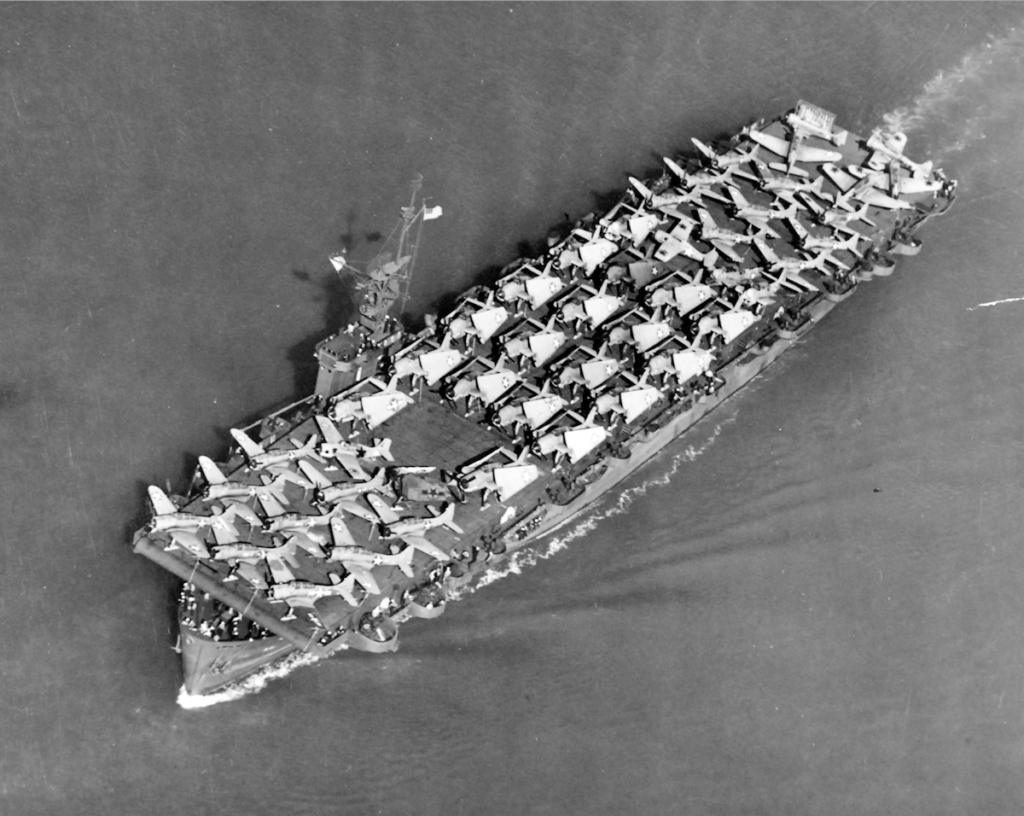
[133,103,955,698]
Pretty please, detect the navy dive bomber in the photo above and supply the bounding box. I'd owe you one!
[133,102,955,697]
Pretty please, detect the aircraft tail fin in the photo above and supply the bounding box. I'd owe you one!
[371,437,394,461]
[393,546,416,577]
[436,503,464,535]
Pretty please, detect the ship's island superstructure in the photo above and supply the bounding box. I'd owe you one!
[133,103,955,697]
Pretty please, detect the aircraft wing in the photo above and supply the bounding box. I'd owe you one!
[793,144,842,164]
[268,466,314,490]
[743,217,779,239]
[815,251,851,271]
[265,554,297,585]
[697,209,717,232]
[197,456,227,486]
[772,190,802,210]
[730,165,760,184]
[820,163,859,192]
[745,129,790,158]
[710,240,743,264]
[280,595,319,613]
[235,562,269,590]
[753,238,780,264]
[727,187,749,210]
[398,533,451,562]
[690,137,715,162]
[696,189,730,205]
[314,414,345,445]
[285,532,324,560]
[856,187,912,211]
[330,517,359,549]
[147,486,179,517]
[340,562,380,595]
[208,515,241,547]
[221,501,264,529]
[297,459,334,489]
[167,530,210,560]
[364,492,399,524]
[230,428,265,459]
[337,499,379,524]
[256,491,288,518]
[662,156,687,179]
[335,452,371,482]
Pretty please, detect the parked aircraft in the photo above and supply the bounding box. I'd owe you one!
[743,125,842,170]
[269,573,362,614]
[691,137,760,170]
[799,196,876,229]
[820,164,912,211]
[213,539,297,568]
[662,156,744,202]
[783,110,848,146]
[263,501,355,535]
[494,380,568,433]
[653,219,719,267]
[696,209,756,262]
[345,494,457,562]
[785,216,864,257]
[326,517,416,578]
[594,376,664,425]
[753,162,826,208]
[328,376,415,430]
[863,129,933,177]
[297,460,391,506]
[752,237,848,278]
[532,409,608,466]
[628,176,706,211]
[146,486,239,558]
[454,447,540,504]
[198,455,311,506]
[725,187,792,236]
[229,429,320,471]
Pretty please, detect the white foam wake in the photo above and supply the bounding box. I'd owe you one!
[447,419,735,600]
[882,26,1023,158]
[176,651,324,709]
[967,296,1024,311]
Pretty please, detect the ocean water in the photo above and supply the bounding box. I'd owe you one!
[2,4,1024,814]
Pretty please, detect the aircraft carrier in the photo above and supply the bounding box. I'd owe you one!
[132,102,956,697]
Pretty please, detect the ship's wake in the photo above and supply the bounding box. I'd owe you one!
[176,651,323,709]
[447,418,736,601]
[882,25,1024,162]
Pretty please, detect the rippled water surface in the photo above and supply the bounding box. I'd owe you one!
[2,4,1024,815]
